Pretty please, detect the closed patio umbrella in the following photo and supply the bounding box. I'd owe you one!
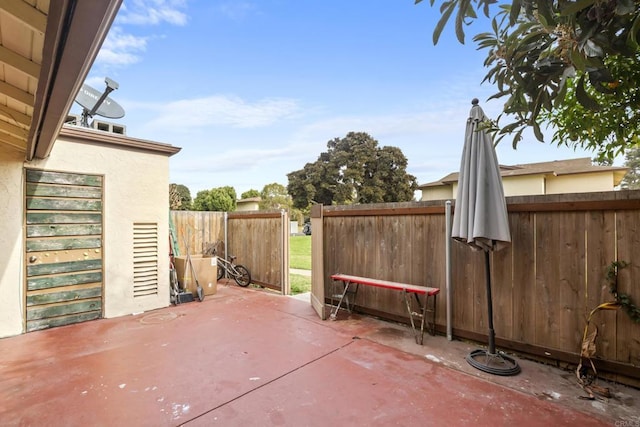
[452,98,520,376]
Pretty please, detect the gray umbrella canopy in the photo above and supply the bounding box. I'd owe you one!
[452,99,520,376]
[452,99,510,251]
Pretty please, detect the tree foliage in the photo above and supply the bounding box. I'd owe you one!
[192,186,237,212]
[620,145,640,189]
[419,0,640,161]
[241,189,260,199]
[541,53,640,161]
[287,132,418,209]
[260,183,292,210]
[169,183,191,210]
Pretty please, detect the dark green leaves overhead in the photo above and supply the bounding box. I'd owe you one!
[420,0,640,160]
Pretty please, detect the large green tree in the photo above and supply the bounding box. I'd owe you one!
[192,186,237,211]
[260,183,292,210]
[287,132,417,209]
[169,183,192,210]
[620,146,640,189]
[420,0,640,161]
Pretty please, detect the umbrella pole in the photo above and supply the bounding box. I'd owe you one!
[484,250,496,354]
[466,249,521,376]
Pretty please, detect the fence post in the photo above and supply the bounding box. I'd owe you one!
[310,204,325,319]
[281,209,290,295]
[446,200,453,341]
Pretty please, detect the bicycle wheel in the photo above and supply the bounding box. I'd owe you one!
[233,265,251,287]
[217,264,224,281]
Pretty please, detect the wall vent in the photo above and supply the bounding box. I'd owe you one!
[133,222,159,297]
[90,119,126,135]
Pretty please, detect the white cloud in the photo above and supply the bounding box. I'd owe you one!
[95,27,148,67]
[217,2,258,21]
[118,0,188,26]
[142,95,302,129]
[171,145,299,173]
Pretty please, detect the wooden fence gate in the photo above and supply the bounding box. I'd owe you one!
[171,209,290,294]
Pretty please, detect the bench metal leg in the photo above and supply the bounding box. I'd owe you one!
[330,281,355,320]
[403,291,422,344]
[404,292,437,345]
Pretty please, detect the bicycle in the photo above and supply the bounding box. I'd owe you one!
[217,255,251,287]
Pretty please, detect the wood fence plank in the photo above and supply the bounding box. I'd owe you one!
[452,243,476,332]
[557,212,586,353]
[535,212,562,349]
[492,235,513,341]
[615,210,640,366]
[511,212,536,343]
[586,210,618,361]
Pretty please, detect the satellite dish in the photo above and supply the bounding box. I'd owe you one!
[74,77,125,127]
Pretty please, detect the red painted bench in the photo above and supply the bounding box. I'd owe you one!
[330,274,440,345]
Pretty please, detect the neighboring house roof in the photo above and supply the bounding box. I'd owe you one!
[236,197,261,212]
[238,197,262,203]
[0,0,122,160]
[419,158,628,189]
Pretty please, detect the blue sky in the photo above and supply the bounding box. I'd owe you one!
[71,0,598,198]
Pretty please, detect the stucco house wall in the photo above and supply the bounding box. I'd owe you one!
[236,198,260,212]
[0,146,28,337]
[0,127,179,338]
[502,175,545,197]
[420,185,453,201]
[420,158,627,201]
[546,172,614,194]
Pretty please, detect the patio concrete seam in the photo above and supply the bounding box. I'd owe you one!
[179,338,358,426]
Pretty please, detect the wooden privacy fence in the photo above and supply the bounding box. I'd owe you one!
[314,190,640,385]
[170,210,290,293]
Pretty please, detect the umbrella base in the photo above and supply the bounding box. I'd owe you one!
[466,349,521,376]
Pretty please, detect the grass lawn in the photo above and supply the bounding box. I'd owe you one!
[290,274,311,294]
[290,235,311,270]
[290,235,311,294]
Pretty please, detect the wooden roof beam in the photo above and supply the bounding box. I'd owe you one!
[0,103,32,127]
[0,119,28,139]
[0,79,35,106]
[0,45,41,79]
[0,129,27,151]
[0,0,47,35]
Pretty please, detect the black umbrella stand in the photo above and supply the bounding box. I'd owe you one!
[466,250,521,376]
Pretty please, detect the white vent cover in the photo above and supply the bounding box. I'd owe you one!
[133,222,158,297]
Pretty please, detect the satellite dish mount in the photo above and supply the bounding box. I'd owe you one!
[75,77,125,127]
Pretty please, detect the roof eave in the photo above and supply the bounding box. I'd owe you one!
[27,0,122,161]
[60,125,182,156]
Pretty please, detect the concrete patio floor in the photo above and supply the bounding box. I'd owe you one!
[0,283,638,426]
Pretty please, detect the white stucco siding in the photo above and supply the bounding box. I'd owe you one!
[420,186,453,201]
[546,173,613,194]
[0,147,28,337]
[29,138,171,319]
[502,175,545,197]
